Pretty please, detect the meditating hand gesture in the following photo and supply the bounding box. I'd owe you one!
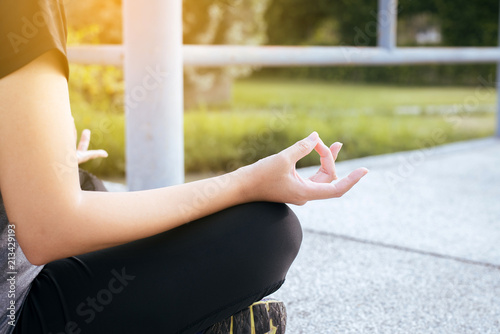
[238,131,369,205]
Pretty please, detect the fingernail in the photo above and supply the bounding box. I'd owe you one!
[331,142,343,149]
[307,132,318,141]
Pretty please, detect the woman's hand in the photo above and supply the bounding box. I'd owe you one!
[239,132,368,205]
[76,129,108,165]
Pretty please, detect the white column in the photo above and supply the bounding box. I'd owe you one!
[377,0,398,50]
[497,0,500,137]
[497,63,500,137]
[123,0,184,190]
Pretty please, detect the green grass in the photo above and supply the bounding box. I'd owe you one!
[71,77,497,177]
[232,79,495,110]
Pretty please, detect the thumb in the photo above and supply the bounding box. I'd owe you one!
[285,132,319,162]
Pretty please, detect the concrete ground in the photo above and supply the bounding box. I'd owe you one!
[104,137,500,333]
[269,137,500,334]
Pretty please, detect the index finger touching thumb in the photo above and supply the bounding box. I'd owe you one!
[285,131,319,162]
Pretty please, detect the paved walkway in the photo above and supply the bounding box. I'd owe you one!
[105,137,500,333]
[269,137,500,333]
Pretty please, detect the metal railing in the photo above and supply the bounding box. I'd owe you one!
[67,0,500,190]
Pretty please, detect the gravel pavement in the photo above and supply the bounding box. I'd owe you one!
[270,138,500,333]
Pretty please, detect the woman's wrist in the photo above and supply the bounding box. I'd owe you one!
[231,164,260,204]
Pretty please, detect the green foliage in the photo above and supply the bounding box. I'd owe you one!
[69,62,124,113]
[267,0,498,47]
[65,0,271,108]
[64,0,498,49]
[266,0,378,46]
[263,0,499,85]
[183,0,272,106]
[71,78,495,177]
[400,0,498,46]
[184,79,495,173]
[436,0,498,47]
[183,0,269,45]
[71,89,126,177]
[67,26,126,177]
[65,0,122,44]
[66,24,124,112]
[254,64,497,86]
[265,0,333,45]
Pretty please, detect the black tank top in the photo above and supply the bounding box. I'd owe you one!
[0,0,69,80]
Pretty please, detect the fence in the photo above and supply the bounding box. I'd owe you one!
[67,0,500,190]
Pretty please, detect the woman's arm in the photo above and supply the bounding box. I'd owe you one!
[0,50,367,265]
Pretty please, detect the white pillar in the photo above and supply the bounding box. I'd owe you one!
[496,63,500,137]
[123,0,184,190]
[377,0,398,50]
[497,0,500,137]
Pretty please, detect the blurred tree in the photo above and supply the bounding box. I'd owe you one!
[183,0,271,108]
[65,0,123,44]
[64,0,499,90]
[433,0,497,47]
[265,0,333,45]
[65,0,271,108]
[400,0,498,46]
[262,0,498,85]
[266,0,498,47]
[266,0,377,46]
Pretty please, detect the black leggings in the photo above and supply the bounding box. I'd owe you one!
[14,202,302,334]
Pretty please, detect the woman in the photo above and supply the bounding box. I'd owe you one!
[0,1,368,333]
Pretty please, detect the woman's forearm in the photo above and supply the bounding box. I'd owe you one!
[66,171,247,262]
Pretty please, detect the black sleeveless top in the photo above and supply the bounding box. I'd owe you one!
[0,0,69,80]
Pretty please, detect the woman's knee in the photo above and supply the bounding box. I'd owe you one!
[233,201,303,281]
[255,202,302,258]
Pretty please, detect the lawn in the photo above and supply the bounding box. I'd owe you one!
[73,77,496,177]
